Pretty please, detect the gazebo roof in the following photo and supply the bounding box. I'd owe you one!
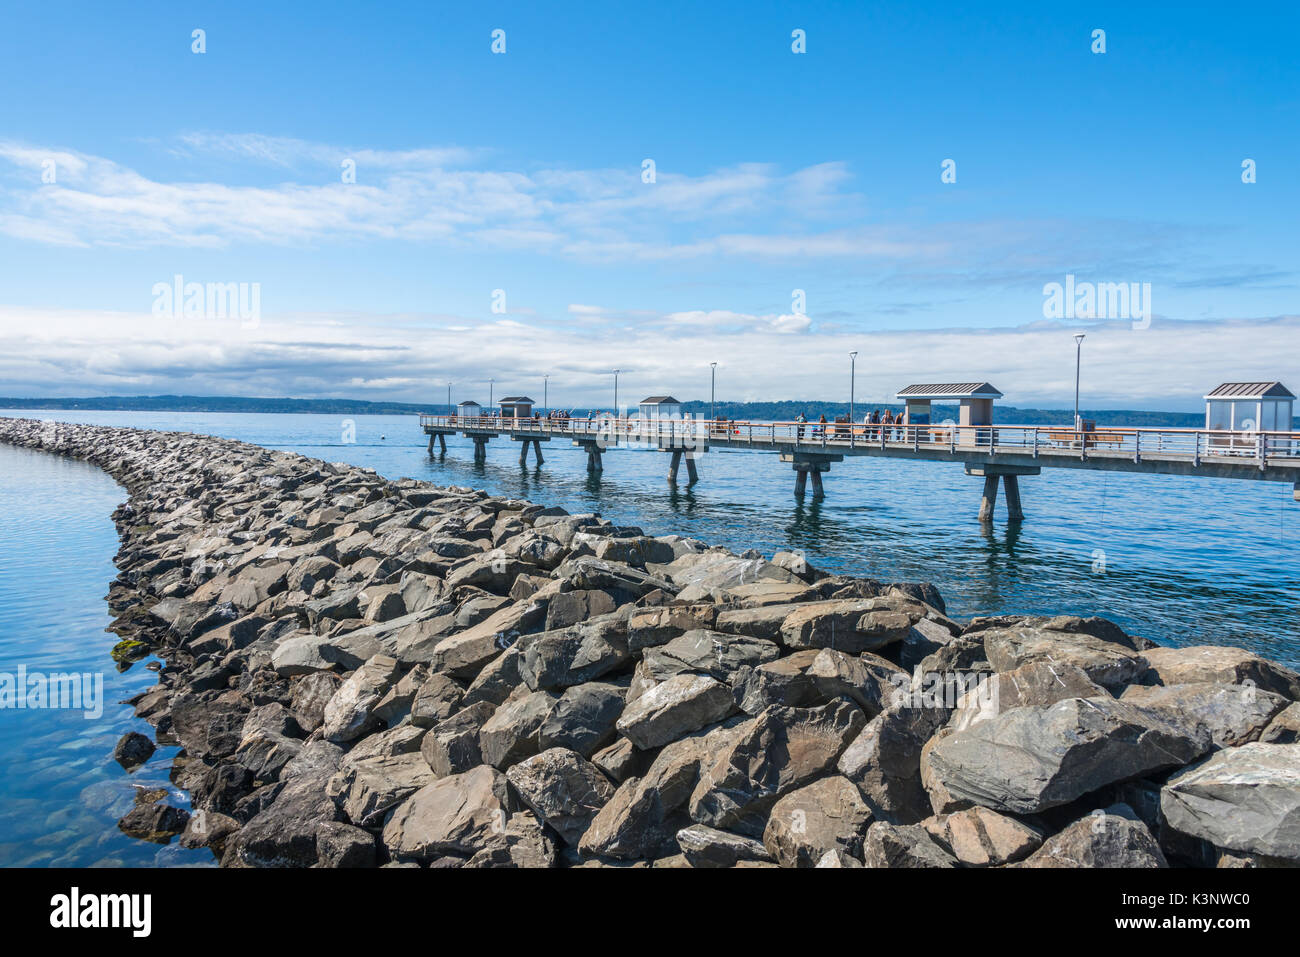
[1204,382,1295,400]
[498,396,535,404]
[640,395,680,404]
[896,382,1003,400]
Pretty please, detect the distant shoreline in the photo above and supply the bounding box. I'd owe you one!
[1,395,1275,430]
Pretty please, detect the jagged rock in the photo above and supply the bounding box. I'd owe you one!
[763,776,872,867]
[924,695,1211,815]
[862,822,959,868]
[321,654,402,743]
[982,625,1148,689]
[479,689,558,769]
[169,691,250,760]
[1017,804,1167,868]
[1261,702,1300,743]
[628,606,715,652]
[506,748,616,845]
[1119,682,1289,748]
[780,601,914,654]
[1141,645,1300,701]
[315,820,378,867]
[118,801,190,844]
[815,849,863,868]
[731,649,824,713]
[519,617,632,692]
[676,824,774,867]
[590,737,645,783]
[429,599,547,679]
[538,682,626,757]
[545,589,616,630]
[580,723,742,860]
[642,629,781,682]
[112,731,155,770]
[223,769,342,866]
[689,699,866,837]
[382,765,515,860]
[838,703,950,824]
[808,648,909,717]
[411,673,465,728]
[463,810,558,868]
[949,659,1105,731]
[421,701,495,777]
[1160,743,1300,862]
[289,672,341,732]
[178,809,240,852]
[616,673,737,750]
[331,752,437,828]
[922,806,1042,866]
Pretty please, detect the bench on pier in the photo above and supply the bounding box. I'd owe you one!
[1046,430,1127,449]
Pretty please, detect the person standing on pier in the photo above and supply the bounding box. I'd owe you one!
[796,412,806,439]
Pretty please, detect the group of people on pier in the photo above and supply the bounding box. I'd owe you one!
[795,409,906,441]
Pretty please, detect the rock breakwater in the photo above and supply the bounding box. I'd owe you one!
[3,416,1298,868]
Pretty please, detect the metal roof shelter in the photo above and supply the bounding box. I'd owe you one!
[896,383,1004,427]
[456,400,482,413]
[498,396,535,419]
[639,395,682,418]
[1205,382,1294,433]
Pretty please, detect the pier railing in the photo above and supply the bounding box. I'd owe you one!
[419,414,1300,465]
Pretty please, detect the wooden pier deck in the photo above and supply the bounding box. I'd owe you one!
[419,414,1300,519]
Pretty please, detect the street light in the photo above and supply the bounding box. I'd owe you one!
[613,369,620,417]
[1073,333,1086,431]
[543,374,549,412]
[489,377,494,409]
[849,351,858,423]
[710,362,717,423]
[447,383,451,415]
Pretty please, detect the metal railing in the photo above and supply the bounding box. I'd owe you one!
[419,415,1300,468]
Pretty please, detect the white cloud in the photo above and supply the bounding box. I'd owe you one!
[1,304,1295,412]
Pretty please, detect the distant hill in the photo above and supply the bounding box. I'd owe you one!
[1,394,1293,429]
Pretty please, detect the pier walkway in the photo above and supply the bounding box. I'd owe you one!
[419,414,1300,520]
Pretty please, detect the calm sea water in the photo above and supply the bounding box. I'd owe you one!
[0,443,211,866]
[1,408,1297,865]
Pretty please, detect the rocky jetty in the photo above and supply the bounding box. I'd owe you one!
[3,416,1298,868]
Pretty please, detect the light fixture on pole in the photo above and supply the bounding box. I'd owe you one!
[447,383,451,415]
[1073,333,1086,432]
[849,351,858,423]
[710,362,717,423]
[489,378,494,411]
[613,369,620,417]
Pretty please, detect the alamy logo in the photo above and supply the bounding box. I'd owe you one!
[50,887,151,937]
[0,666,102,719]
[152,274,261,328]
[1042,273,1151,329]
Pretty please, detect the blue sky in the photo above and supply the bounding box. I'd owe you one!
[0,1,1297,409]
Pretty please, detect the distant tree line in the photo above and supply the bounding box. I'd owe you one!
[2,394,1292,430]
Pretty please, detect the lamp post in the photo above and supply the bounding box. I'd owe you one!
[710,362,717,423]
[543,374,549,412]
[447,383,451,415]
[849,351,858,423]
[613,369,620,417]
[489,378,494,409]
[1073,333,1085,432]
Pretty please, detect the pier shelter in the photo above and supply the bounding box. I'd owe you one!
[498,396,535,420]
[897,383,1003,443]
[639,395,682,419]
[1205,382,1293,434]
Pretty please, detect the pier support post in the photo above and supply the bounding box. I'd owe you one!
[666,450,702,486]
[472,436,489,462]
[782,452,840,499]
[427,434,435,454]
[967,463,1039,522]
[533,440,543,465]
[1003,474,1024,521]
[574,439,604,474]
[978,475,999,521]
[438,433,447,453]
[1294,481,1299,502]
